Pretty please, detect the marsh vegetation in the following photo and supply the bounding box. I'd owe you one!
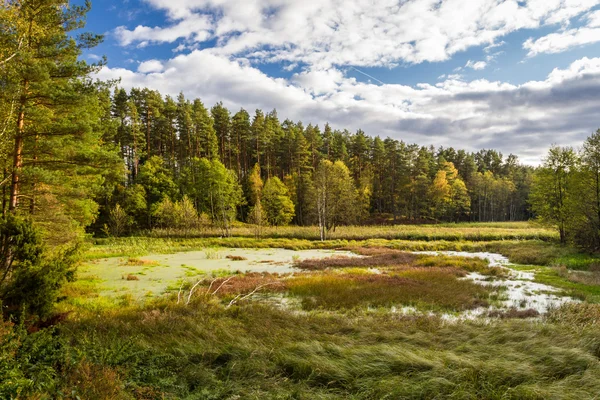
[10,225,587,399]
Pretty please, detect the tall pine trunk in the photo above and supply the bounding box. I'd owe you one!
[9,85,27,212]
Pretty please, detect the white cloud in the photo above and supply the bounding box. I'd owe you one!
[524,8,600,56]
[97,52,600,164]
[524,27,600,56]
[484,41,506,52]
[113,0,600,68]
[115,13,211,46]
[86,53,102,61]
[137,59,164,73]
[465,60,487,70]
[588,10,600,27]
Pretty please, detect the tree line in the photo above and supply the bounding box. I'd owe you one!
[0,2,536,245]
[530,130,600,251]
[81,86,534,236]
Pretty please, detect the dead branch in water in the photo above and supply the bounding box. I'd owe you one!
[227,283,277,308]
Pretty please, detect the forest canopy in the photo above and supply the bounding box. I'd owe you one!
[81,87,535,238]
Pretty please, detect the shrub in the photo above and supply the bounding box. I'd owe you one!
[0,215,76,320]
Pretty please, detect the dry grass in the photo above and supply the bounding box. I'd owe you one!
[555,266,600,285]
[294,250,415,270]
[414,254,506,276]
[62,361,127,400]
[193,273,286,298]
[488,308,540,319]
[287,269,489,311]
[546,303,600,328]
[226,255,248,261]
[295,247,505,277]
[148,221,557,242]
[123,274,139,281]
[121,257,159,267]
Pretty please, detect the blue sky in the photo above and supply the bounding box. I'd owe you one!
[86,0,600,164]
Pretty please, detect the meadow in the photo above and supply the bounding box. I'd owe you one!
[146,221,558,242]
[7,222,600,399]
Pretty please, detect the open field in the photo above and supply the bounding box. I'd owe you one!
[9,223,600,399]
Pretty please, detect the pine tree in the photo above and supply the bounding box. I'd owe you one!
[193,99,218,159]
[211,102,231,166]
[231,108,251,178]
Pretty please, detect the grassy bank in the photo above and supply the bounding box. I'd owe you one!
[145,221,558,242]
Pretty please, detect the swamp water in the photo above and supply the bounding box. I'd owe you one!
[413,251,576,317]
[82,248,574,319]
[83,248,358,298]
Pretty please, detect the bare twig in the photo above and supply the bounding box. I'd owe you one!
[205,277,218,296]
[177,282,184,304]
[0,38,22,68]
[211,275,235,295]
[0,176,11,188]
[227,283,276,308]
[0,51,17,66]
[186,278,205,305]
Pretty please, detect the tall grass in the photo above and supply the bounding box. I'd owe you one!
[48,300,600,399]
[23,240,599,398]
[147,221,558,242]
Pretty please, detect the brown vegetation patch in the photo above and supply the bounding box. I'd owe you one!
[487,308,540,319]
[295,249,415,270]
[123,274,139,281]
[63,361,127,399]
[122,257,159,267]
[288,269,489,311]
[226,255,248,261]
[295,247,505,277]
[546,303,600,327]
[201,273,287,296]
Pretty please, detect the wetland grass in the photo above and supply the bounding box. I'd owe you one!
[32,240,600,399]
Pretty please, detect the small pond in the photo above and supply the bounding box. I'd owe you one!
[82,248,358,298]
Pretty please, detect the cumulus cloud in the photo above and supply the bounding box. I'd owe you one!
[137,59,164,73]
[524,9,600,56]
[97,52,600,164]
[113,0,599,68]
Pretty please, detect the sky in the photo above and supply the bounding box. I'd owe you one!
[86,0,600,164]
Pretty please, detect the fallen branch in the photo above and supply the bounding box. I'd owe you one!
[186,278,205,305]
[212,275,235,296]
[227,283,276,308]
[176,282,184,304]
